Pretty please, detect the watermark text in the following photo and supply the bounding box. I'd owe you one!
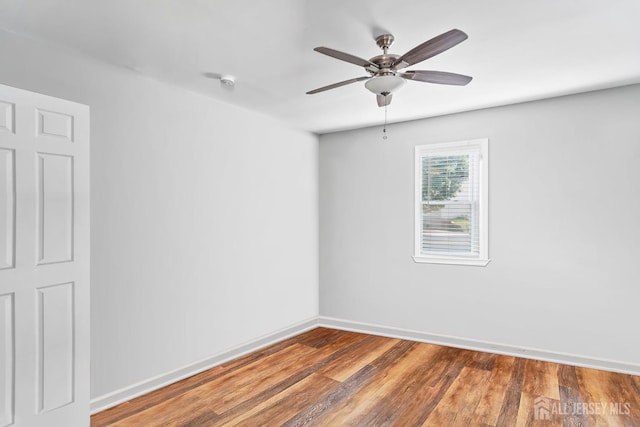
[534,396,631,420]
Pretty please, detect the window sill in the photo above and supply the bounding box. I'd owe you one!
[412,256,491,267]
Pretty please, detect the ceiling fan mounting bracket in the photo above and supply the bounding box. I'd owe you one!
[375,34,395,52]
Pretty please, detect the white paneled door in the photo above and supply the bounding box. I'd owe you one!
[0,84,89,427]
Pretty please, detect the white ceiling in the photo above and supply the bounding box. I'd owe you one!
[1,0,639,134]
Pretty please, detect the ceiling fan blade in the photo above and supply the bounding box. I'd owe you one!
[401,70,472,86]
[376,93,392,107]
[314,47,379,70]
[393,29,468,69]
[306,76,370,94]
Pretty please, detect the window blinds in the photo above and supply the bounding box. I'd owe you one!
[420,148,481,257]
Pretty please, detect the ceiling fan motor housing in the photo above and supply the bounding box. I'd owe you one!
[369,54,400,73]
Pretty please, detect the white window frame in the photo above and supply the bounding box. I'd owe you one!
[413,138,490,266]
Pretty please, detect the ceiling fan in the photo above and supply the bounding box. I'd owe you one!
[307,29,472,107]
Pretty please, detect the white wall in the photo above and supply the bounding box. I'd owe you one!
[319,84,640,366]
[0,30,319,399]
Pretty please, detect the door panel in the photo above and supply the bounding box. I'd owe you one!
[36,153,74,265]
[0,84,89,427]
[0,292,14,427]
[36,282,74,413]
[0,102,13,134]
[36,110,74,142]
[0,148,15,270]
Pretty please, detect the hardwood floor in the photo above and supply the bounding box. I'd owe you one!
[91,328,640,426]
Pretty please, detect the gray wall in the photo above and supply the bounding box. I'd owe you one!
[320,84,640,365]
[3,25,639,402]
[0,30,319,399]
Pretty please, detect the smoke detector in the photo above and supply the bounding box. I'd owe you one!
[220,75,235,88]
[203,72,236,91]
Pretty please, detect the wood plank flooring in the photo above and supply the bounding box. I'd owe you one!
[91,328,640,426]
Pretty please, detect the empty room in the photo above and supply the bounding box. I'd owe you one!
[1,1,639,426]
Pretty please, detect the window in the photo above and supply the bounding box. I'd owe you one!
[414,139,489,266]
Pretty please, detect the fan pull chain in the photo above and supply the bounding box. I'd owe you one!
[382,99,388,140]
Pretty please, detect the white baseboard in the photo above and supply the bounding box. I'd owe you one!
[90,317,320,414]
[91,315,640,415]
[318,316,640,377]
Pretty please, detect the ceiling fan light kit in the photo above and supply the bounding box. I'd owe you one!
[365,75,405,95]
[307,29,472,107]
